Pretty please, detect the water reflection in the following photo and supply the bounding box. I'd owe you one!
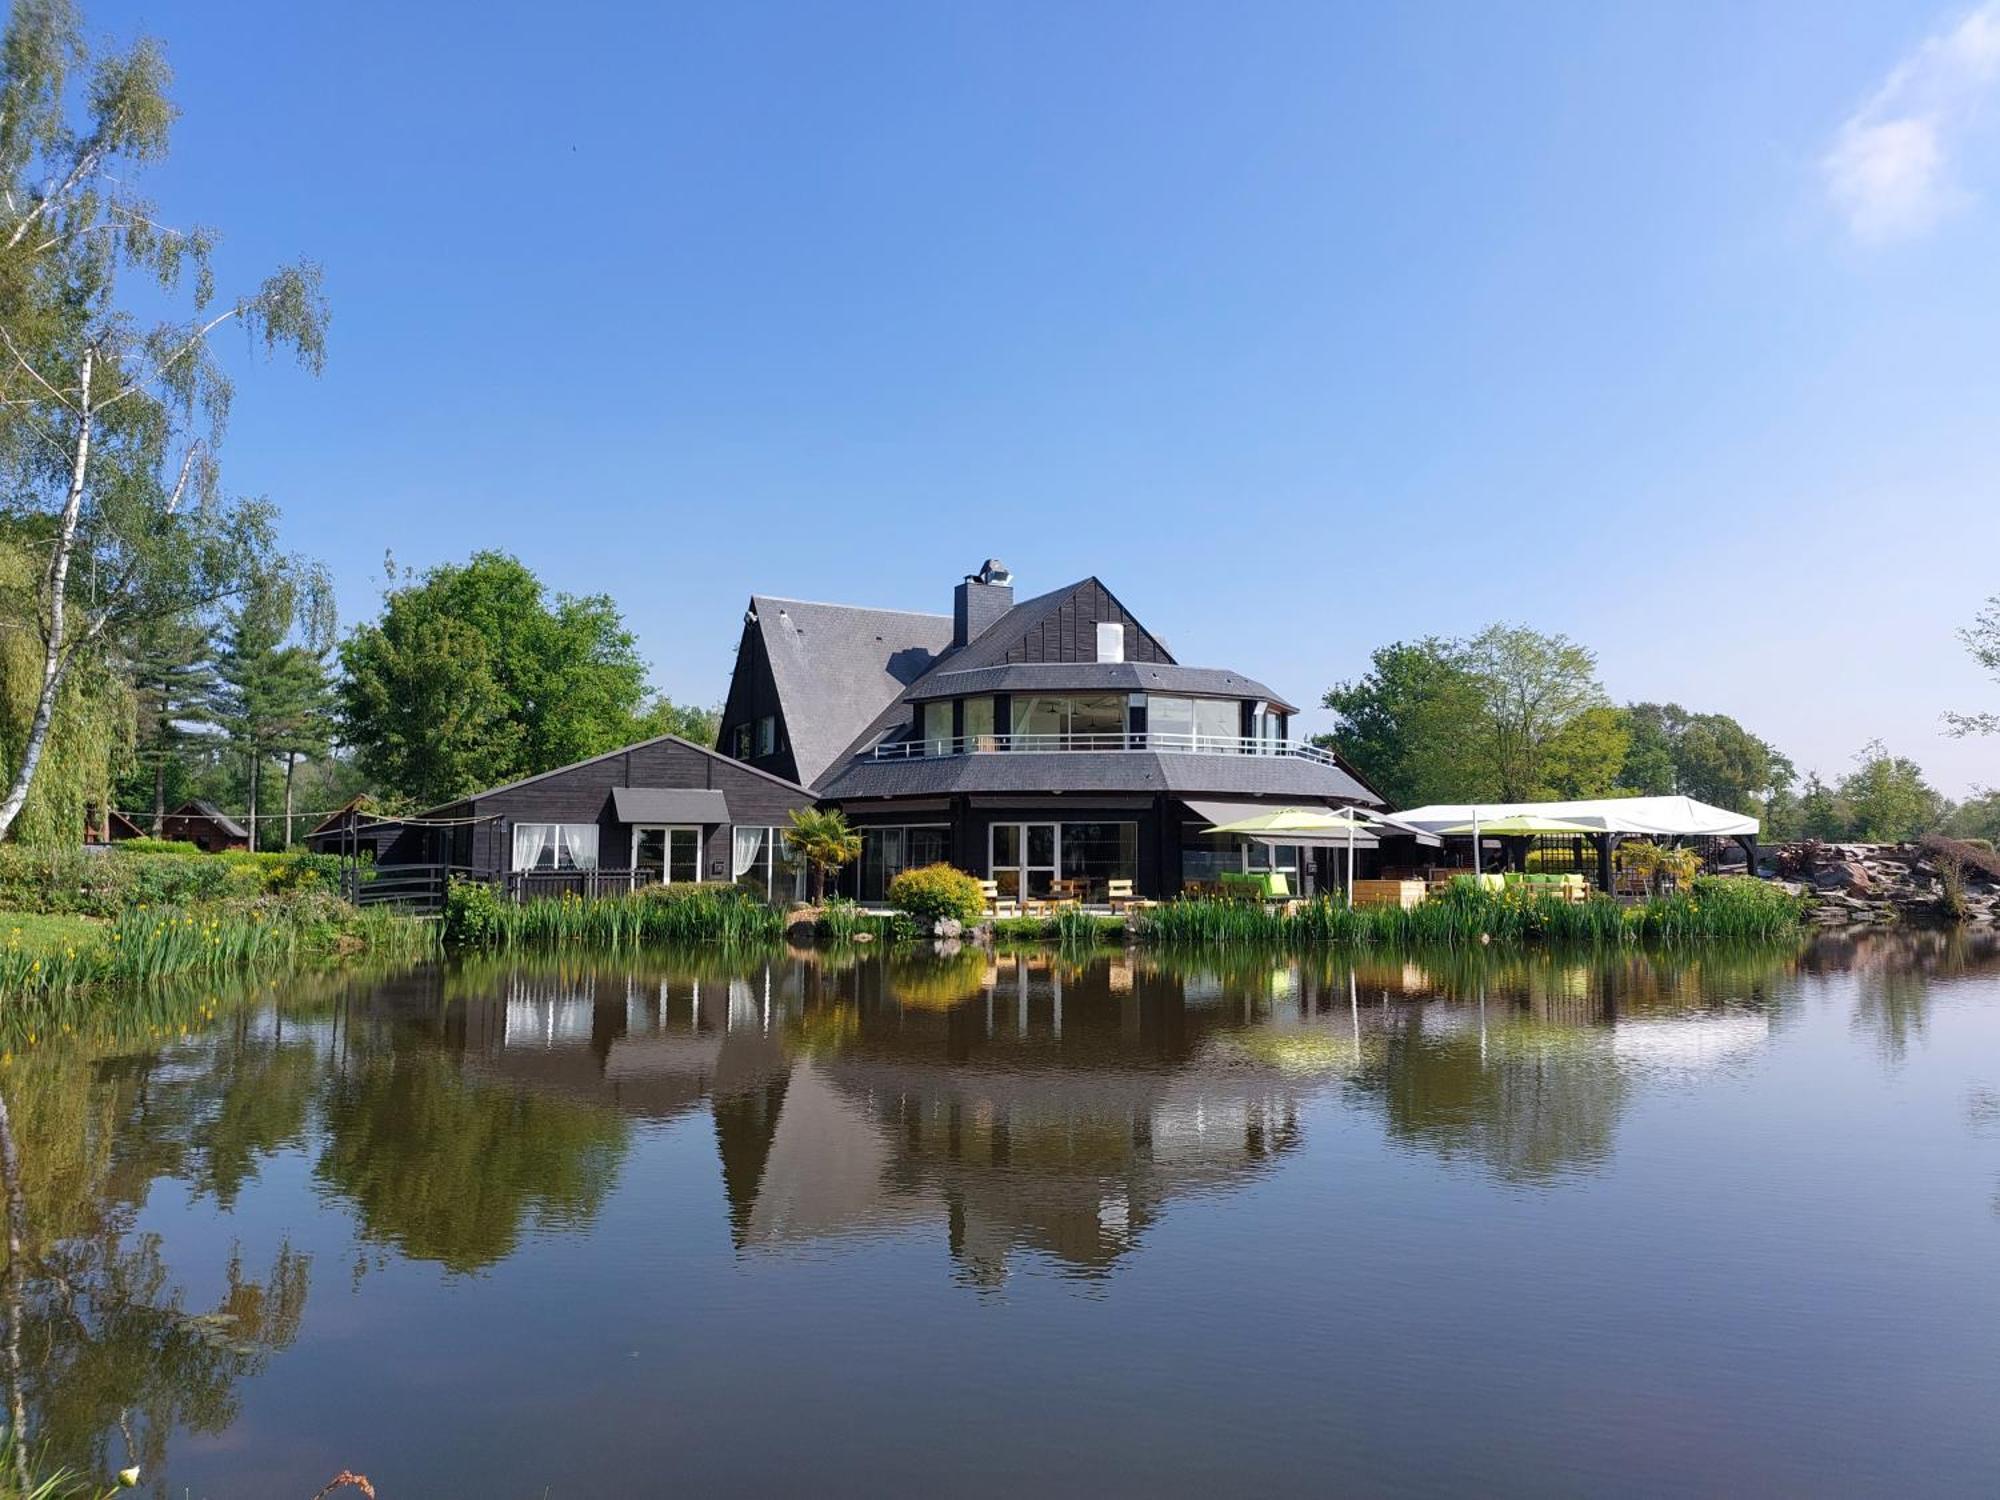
[0,932,1996,1489]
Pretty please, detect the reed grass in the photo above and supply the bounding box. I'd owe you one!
[1132,876,1803,951]
[447,882,788,951]
[0,899,438,1002]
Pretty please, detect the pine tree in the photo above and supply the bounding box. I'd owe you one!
[123,612,219,835]
[214,578,294,850]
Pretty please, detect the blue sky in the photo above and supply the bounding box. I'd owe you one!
[92,0,2000,793]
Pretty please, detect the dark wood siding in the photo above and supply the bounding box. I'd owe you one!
[445,737,814,880]
[718,614,801,783]
[999,579,1172,666]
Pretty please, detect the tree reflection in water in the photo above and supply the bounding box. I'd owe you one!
[0,931,1993,1487]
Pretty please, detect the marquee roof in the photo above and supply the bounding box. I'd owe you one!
[1389,795,1758,838]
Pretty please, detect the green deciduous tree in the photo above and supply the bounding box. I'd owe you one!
[1946,594,1999,737]
[1318,638,1493,807]
[1619,702,1794,816]
[633,696,723,746]
[0,0,327,841]
[1461,624,1610,801]
[337,552,653,807]
[1835,740,1947,842]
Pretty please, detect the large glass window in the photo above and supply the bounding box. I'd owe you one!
[922,700,953,755]
[1149,696,1195,746]
[1012,695,1067,748]
[732,826,806,902]
[513,822,599,872]
[859,824,950,901]
[1006,694,1125,749]
[1195,699,1239,750]
[1060,822,1138,901]
[964,696,996,750]
[632,826,699,884]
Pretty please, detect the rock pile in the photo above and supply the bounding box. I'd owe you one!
[1771,841,2000,928]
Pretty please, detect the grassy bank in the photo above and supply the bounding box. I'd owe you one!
[1129,876,1804,949]
[0,894,437,1001]
[443,879,791,949]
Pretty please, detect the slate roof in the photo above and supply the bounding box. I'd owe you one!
[176,799,249,838]
[420,733,813,817]
[815,749,1382,806]
[809,578,1177,783]
[902,662,1296,714]
[750,596,955,788]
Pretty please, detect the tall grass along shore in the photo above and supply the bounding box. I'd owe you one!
[1131,876,1803,950]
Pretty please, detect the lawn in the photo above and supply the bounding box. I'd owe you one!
[1,911,106,957]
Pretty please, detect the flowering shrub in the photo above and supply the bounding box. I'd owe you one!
[887,863,987,927]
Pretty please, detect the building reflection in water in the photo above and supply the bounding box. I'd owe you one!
[331,937,1889,1284]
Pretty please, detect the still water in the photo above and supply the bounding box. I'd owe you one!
[7,932,2000,1497]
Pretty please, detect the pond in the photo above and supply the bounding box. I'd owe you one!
[5,932,2000,1497]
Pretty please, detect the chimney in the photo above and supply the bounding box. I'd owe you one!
[952,559,1014,647]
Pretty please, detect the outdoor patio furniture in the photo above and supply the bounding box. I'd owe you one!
[1107,878,1155,914]
[1353,878,1427,911]
[978,879,1020,917]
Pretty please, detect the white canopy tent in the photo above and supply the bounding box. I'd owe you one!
[1390,796,1758,839]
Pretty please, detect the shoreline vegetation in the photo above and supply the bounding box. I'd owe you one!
[0,845,436,1002]
[435,869,1807,956]
[0,844,1806,1011]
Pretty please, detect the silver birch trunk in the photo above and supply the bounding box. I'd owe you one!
[0,348,93,842]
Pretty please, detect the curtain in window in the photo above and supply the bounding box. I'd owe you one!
[557,825,599,870]
[513,824,552,871]
[733,826,766,880]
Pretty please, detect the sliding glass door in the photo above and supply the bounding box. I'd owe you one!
[633,825,702,885]
[990,823,1058,902]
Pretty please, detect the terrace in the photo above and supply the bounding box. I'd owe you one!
[870,730,1351,765]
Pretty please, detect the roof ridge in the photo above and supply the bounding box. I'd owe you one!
[753,594,951,620]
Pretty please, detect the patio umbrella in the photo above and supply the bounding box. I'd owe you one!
[1437,814,1604,837]
[1204,805,1382,908]
[1440,812,1602,882]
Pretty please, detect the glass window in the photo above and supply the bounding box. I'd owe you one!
[1096,621,1125,662]
[633,826,699,883]
[732,724,752,759]
[964,696,996,750]
[1246,841,1299,872]
[992,824,1021,867]
[1179,826,1238,887]
[756,716,777,756]
[1012,695,1066,748]
[1195,699,1240,751]
[1149,696,1193,746]
[513,823,599,872]
[1060,822,1137,901]
[1070,694,1125,744]
[922,700,953,755]
[667,827,701,884]
[733,826,768,895]
[906,826,950,868]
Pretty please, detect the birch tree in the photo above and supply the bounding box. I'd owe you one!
[0,0,327,841]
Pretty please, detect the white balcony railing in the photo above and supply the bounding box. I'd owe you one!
[869,730,1347,767]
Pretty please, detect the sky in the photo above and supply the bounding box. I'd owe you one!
[85,0,2000,795]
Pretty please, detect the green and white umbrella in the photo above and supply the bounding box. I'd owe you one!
[1203,805,1384,908]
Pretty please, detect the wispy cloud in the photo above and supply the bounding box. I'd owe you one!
[1823,2,2000,243]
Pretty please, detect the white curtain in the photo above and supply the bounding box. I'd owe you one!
[732,826,765,881]
[513,824,552,871]
[558,825,599,871]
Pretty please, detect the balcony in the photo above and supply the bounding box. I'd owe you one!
[870,730,1347,768]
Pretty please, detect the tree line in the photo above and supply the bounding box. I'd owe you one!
[1319,623,2000,845]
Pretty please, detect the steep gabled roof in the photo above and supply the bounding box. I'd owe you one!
[814,577,1163,782]
[750,596,956,789]
[175,799,249,838]
[419,732,813,816]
